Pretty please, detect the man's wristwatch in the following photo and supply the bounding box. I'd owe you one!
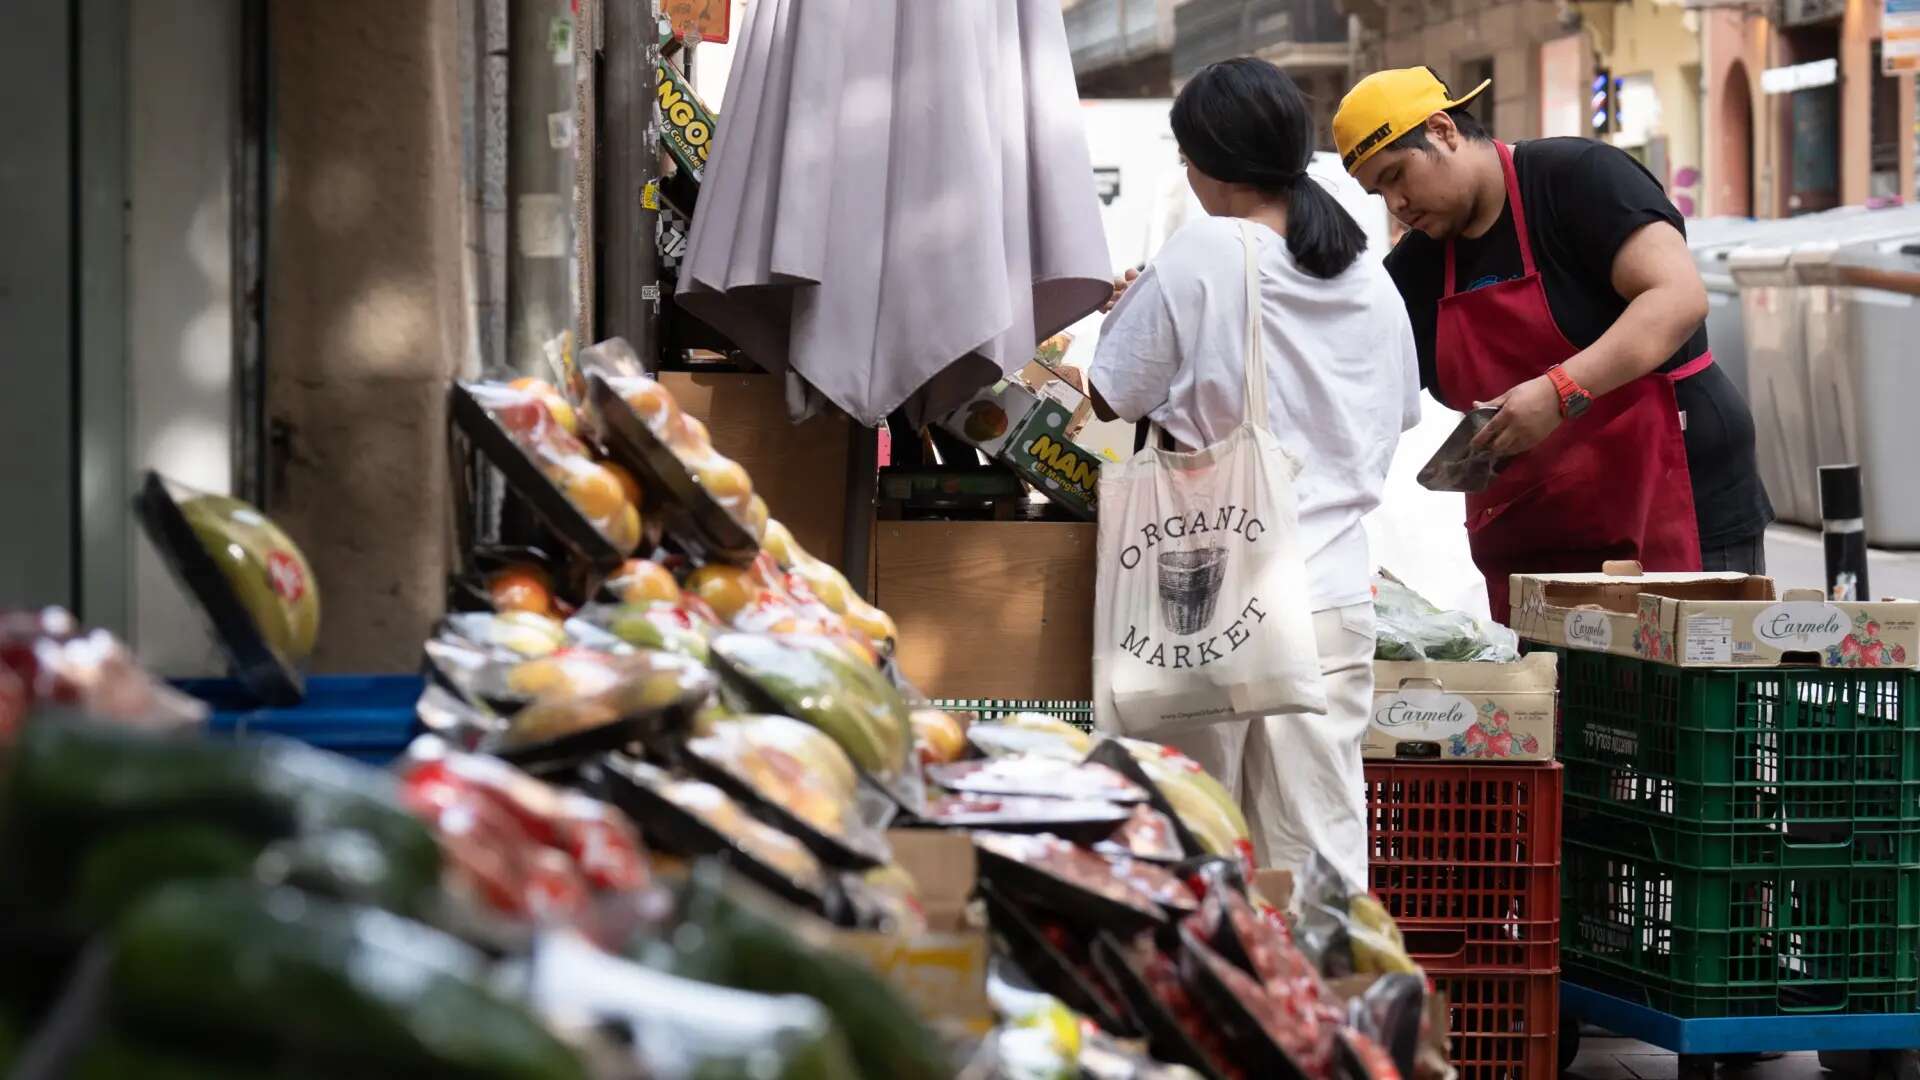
[1546,365,1593,419]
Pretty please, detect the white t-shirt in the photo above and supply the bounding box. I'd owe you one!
[1090,216,1421,611]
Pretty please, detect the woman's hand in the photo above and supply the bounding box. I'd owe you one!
[1102,269,1140,314]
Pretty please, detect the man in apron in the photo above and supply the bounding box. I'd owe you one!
[1332,69,1773,623]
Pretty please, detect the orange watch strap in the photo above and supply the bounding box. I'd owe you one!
[1546,365,1589,415]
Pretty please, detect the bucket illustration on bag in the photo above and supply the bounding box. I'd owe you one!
[1158,545,1229,634]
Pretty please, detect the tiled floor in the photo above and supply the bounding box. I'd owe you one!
[1570,1037,1826,1080]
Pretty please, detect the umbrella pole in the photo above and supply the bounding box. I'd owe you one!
[843,425,878,599]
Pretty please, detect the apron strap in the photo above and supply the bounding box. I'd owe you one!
[1443,141,1534,297]
[1237,221,1270,433]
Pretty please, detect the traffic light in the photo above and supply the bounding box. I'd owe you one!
[1590,70,1621,134]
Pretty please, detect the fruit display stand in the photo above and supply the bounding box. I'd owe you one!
[1536,641,1920,1079]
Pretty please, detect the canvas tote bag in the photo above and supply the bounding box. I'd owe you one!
[1093,222,1326,737]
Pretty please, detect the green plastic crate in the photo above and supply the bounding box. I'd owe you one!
[1563,801,1920,870]
[927,699,1095,733]
[1551,647,1920,834]
[1562,833,1920,1017]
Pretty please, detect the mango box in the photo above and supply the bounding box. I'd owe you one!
[828,830,991,1036]
[1016,359,1094,440]
[937,378,1042,459]
[1366,652,1557,762]
[1004,398,1100,519]
[656,59,716,183]
[1511,566,1920,669]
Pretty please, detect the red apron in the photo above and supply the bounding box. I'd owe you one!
[1434,141,1702,624]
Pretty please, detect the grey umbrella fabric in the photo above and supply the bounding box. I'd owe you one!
[676,0,1114,428]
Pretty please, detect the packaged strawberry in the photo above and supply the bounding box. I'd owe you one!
[1092,931,1239,1080]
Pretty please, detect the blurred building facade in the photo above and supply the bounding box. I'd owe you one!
[1062,0,1354,146]
[1064,0,1918,216]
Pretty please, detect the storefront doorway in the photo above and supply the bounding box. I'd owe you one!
[1779,25,1842,215]
[1718,61,1755,216]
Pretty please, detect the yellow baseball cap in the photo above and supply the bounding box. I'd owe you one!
[1334,67,1491,175]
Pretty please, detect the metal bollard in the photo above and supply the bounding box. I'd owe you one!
[1819,464,1869,602]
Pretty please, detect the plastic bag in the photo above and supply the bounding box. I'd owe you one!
[0,609,207,742]
[1294,852,1419,980]
[682,718,891,869]
[526,929,860,1080]
[598,756,830,911]
[399,739,651,928]
[465,380,645,555]
[710,632,921,813]
[1371,570,1517,663]
[568,602,713,664]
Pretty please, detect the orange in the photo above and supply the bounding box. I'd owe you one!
[607,501,643,555]
[611,559,680,605]
[688,564,757,623]
[489,566,554,616]
[695,458,752,502]
[623,379,681,430]
[561,460,626,521]
[603,462,644,508]
[670,413,714,456]
[510,377,578,435]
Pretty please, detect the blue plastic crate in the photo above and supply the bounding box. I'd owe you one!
[175,674,423,765]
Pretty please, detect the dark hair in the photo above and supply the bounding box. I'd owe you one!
[1386,104,1492,155]
[1170,58,1366,279]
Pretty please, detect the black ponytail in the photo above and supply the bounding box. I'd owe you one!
[1170,58,1367,280]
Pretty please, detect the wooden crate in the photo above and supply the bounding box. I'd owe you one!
[874,521,1095,700]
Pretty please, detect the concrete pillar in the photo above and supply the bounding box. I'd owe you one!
[1843,0,1873,205]
[267,1,470,671]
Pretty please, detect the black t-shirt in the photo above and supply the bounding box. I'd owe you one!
[1384,137,1774,548]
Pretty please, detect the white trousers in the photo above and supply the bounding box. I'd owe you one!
[1163,601,1375,894]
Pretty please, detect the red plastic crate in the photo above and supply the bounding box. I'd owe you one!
[1370,863,1560,971]
[1365,762,1563,971]
[1430,969,1559,1080]
[1364,762,1563,866]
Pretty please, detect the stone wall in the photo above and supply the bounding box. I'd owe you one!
[267,1,472,671]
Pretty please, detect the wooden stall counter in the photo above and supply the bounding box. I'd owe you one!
[873,520,1095,701]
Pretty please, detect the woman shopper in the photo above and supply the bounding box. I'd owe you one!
[1081,58,1419,891]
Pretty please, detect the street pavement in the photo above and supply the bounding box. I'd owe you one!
[1569,1038,1825,1080]
[1766,525,1920,599]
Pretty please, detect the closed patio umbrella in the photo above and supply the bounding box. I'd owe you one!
[676,0,1113,428]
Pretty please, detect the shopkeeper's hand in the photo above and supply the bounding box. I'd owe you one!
[1101,269,1140,314]
[1471,374,1563,457]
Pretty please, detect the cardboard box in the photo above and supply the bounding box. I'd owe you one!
[936,372,1102,519]
[829,830,991,1035]
[938,378,1042,459]
[1512,564,1920,669]
[1253,869,1294,913]
[1004,398,1101,519]
[1018,359,1094,440]
[1367,652,1558,762]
